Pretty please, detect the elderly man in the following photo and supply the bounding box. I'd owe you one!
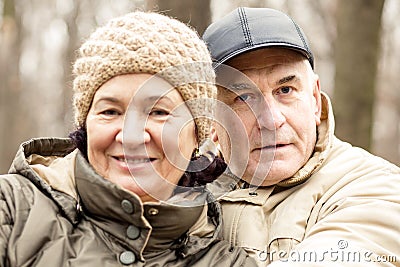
[203,7,400,266]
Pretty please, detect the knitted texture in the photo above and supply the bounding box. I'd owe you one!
[72,11,216,144]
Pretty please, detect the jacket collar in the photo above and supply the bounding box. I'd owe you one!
[74,153,209,256]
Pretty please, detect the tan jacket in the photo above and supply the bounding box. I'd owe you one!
[208,93,400,266]
[0,138,257,266]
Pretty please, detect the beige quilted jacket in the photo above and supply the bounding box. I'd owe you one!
[208,93,400,266]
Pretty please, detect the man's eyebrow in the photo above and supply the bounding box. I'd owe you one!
[276,75,297,86]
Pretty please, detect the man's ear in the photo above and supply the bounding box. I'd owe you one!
[313,74,322,126]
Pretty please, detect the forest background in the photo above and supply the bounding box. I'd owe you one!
[1,0,399,173]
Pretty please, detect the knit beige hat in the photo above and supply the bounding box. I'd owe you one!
[72,11,216,144]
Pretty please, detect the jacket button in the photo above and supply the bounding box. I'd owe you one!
[126,225,140,240]
[148,207,159,216]
[121,200,134,214]
[119,251,136,265]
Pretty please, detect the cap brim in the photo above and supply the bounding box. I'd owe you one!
[213,43,313,69]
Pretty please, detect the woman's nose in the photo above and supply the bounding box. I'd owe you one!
[119,113,151,146]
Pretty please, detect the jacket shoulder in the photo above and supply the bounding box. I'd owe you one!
[0,174,37,262]
[0,173,37,200]
[0,174,39,217]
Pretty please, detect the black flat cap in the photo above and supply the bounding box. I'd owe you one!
[203,7,314,69]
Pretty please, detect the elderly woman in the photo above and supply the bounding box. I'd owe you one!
[0,12,256,266]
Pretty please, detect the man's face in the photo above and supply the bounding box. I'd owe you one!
[215,48,322,186]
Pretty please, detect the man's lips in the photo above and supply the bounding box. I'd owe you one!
[255,144,289,150]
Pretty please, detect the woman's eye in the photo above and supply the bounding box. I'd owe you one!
[149,109,169,116]
[101,109,119,116]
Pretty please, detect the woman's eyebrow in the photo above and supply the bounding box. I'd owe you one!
[91,96,122,108]
[95,96,120,104]
[146,95,173,104]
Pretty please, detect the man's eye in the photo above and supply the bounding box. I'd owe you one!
[277,86,292,95]
[235,94,252,102]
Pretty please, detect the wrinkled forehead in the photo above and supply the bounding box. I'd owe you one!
[225,47,309,71]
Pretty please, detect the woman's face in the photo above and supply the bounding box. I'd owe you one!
[86,73,197,202]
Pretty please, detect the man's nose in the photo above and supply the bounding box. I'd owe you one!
[257,99,285,130]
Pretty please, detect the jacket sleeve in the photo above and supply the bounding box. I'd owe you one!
[0,176,14,267]
[269,171,400,267]
[231,247,259,267]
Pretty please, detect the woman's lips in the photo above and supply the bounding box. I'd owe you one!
[112,155,156,172]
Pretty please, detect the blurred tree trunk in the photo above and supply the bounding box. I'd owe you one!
[146,0,211,35]
[62,2,80,134]
[0,0,22,172]
[333,0,385,150]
